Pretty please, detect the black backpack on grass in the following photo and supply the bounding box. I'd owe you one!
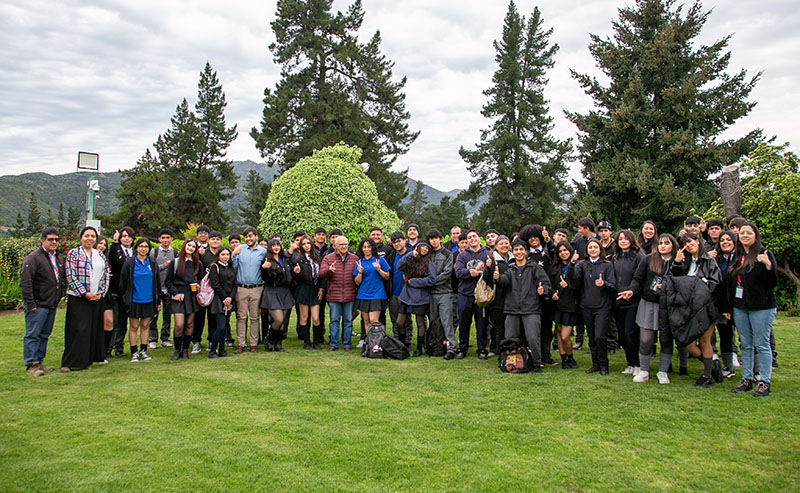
[425,317,447,357]
[498,338,531,373]
[380,335,410,360]
[361,322,386,358]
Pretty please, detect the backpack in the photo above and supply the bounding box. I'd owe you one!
[380,335,410,360]
[425,317,448,357]
[498,338,531,373]
[474,275,496,307]
[195,265,215,307]
[361,322,386,358]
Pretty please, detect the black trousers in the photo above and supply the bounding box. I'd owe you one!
[583,306,611,369]
[109,293,128,352]
[540,305,554,360]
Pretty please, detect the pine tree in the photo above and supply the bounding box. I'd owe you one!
[66,206,81,233]
[13,211,25,238]
[419,196,468,236]
[250,0,418,211]
[566,0,762,232]
[236,169,271,229]
[459,2,570,234]
[405,180,428,223]
[112,149,171,234]
[26,191,41,236]
[57,203,66,232]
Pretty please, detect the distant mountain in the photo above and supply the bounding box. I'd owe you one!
[0,161,478,226]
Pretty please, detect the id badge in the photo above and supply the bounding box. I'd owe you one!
[735,286,744,299]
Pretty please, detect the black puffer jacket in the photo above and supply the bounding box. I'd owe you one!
[661,275,719,347]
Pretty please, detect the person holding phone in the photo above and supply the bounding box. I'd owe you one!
[164,238,201,360]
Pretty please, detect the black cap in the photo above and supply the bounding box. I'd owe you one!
[597,221,612,231]
[407,223,420,233]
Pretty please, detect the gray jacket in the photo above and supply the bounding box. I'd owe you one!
[430,247,453,295]
[150,246,177,295]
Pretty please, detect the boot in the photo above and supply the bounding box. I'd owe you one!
[560,354,569,370]
[568,354,578,369]
[412,336,424,357]
[274,341,285,352]
[265,342,274,352]
[312,324,323,349]
[170,350,181,361]
[181,349,189,359]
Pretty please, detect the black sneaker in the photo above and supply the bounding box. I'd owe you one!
[443,351,456,360]
[208,352,219,359]
[772,353,778,369]
[722,366,736,379]
[711,358,724,383]
[218,350,230,357]
[170,350,181,361]
[543,356,558,366]
[679,366,688,376]
[303,343,312,350]
[753,381,771,397]
[455,351,466,360]
[477,350,488,361]
[731,378,753,394]
[694,376,714,388]
[532,366,542,374]
[585,366,600,374]
[599,368,609,376]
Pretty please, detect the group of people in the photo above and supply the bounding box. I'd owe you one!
[19,214,779,397]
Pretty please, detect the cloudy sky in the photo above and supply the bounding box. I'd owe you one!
[1,0,797,191]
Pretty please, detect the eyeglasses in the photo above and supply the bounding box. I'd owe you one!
[45,237,59,242]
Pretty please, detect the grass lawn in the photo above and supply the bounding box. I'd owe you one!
[1,309,798,492]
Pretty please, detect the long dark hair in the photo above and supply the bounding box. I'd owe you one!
[550,241,574,276]
[637,220,658,254]
[177,238,200,279]
[267,238,284,265]
[613,229,640,257]
[404,243,432,279]
[715,231,737,268]
[356,238,378,259]
[734,222,764,274]
[648,233,678,274]
[299,234,320,263]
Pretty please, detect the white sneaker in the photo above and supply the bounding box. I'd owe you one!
[148,341,157,350]
[732,354,740,368]
[657,371,670,384]
[632,370,649,383]
[621,366,635,375]
[139,351,152,361]
[356,340,365,349]
[131,352,140,363]
[161,341,173,348]
[191,342,201,354]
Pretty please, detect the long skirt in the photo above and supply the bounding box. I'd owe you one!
[61,294,105,369]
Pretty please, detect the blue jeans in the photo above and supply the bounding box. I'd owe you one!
[457,294,486,354]
[328,301,354,349]
[23,305,57,368]
[734,307,776,383]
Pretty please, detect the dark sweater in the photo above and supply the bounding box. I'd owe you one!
[628,256,683,303]
[613,251,645,309]
[19,247,65,309]
[208,262,238,314]
[454,246,489,297]
[549,261,579,314]
[571,259,617,310]
[728,248,778,311]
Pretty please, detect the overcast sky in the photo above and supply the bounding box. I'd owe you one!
[1,0,797,191]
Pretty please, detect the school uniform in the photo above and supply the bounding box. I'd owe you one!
[572,258,617,372]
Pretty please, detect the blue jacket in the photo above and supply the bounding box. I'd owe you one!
[397,255,436,306]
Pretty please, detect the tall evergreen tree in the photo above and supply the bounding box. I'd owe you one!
[459,2,570,234]
[57,203,66,232]
[566,0,762,232]
[66,206,81,233]
[250,0,419,211]
[26,191,41,236]
[113,149,171,234]
[404,180,428,223]
[13,211,25,238]
[236,169,271,228]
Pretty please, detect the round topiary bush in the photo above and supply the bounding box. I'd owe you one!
[259,143,402,244]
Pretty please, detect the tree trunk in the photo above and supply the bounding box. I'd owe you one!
[719,164,741,218]
[776,259,800,309]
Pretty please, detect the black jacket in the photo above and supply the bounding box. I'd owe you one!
[119,256,161,313]
[19,247,65,309]
[614,251,645,309]
[629,257,683,303]
[262,257,293,288]
[107,243,132,294]
[290,251,326,291]
[164,258,199,297]
[571,259,616,310]
[676,252,722,295]
[662,275,719,347]
[549,261,579,314]
[497,261,552,315]
[482,253,512,311]
[208,261,237,315]
[726,248,778,311]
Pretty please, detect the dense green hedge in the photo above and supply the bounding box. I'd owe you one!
[0,238,39,309]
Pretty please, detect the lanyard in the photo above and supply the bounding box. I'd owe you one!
[737,255,745,285]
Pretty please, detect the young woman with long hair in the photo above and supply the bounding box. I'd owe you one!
[291,235,325,350]
[619,234,681,384]
[353,238,390,326]
[637,221,658,255]
[549,241,579,369]
[571,238,617,375]
[613,230,645,375]
[260,239,295,352]
[208,246,236,358]
[397,241,436,357]
[95,236,115,359]
[119,237,160,362]
[715,231,739,378]
[164,238,201,360]
[728,223,778,397]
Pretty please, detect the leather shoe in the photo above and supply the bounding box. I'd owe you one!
[344,347,352,352]
[600,368,609,376]
[250,347,257,353]
[327,346,337,352]
[235,346,244,354]
[585,366,601,374]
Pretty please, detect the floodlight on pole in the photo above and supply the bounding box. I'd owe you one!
[77,152,101,230]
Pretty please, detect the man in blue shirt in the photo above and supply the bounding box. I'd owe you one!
[386,232,411,347]
[232,226,266,353]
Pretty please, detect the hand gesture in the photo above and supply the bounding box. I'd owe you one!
[757,250,772,269]
[112,230,120,242]
[172,294,182,302]
[675,246,686,264]
[708,249,717,259]
[262,259,272,269]
[617,290,633,301]
[469,268,479,277]
[329,262,336,273]
[198,246,206,256]
[372,260,380,271]
[413,249,419,258]
[164,258,170,267]
[493,268,499,280]
[537,282,544,296]
[293,264,301,274]
[232,246,242,256]
[356,260,364,274]
[542,227,550,243]
[723,312,731,320]
[485,255,493,268]
[595,273,604,287]
[571,251,580,263]
[551,290,559,301]
[559,275,568,288]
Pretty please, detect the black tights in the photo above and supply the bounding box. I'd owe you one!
[396,313,427,338]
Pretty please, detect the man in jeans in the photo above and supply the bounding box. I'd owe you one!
[232,226,266,354]
[427,229,456,359]
[454,230,490,359]
[320,236,358,352]
[148,228,175,349]
[19,227,65,376]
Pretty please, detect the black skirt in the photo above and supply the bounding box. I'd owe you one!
[294,283,321,306]
[129,302,156,319]
[170,285,201,314]
[261,286,295,310]
[62,295,105,369]
[554,310,579,327]
[102,293,113,311]
[399,302,428,315]
[355,298,386,313]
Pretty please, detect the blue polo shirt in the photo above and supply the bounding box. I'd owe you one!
[353,256,390,300]
[132,257,154,303]
[392,250,410,296]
